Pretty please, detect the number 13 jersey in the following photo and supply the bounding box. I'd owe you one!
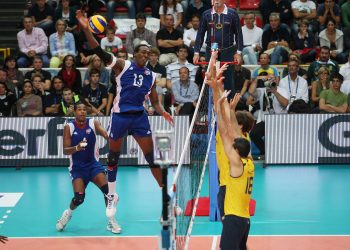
[112,60,156,113]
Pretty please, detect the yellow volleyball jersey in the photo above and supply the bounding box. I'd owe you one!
[216,131,230,186]
[224,158,255,218]
[216,132,251,186]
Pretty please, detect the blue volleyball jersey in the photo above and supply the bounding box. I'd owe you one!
[67,118,99,169]
[112,60,156,113]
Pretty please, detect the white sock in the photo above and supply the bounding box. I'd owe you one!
[108,181,116,195]
[67,208,73,215]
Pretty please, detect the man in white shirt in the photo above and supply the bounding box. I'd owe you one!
[275,58,309,113]
[183,14,206,62]
[339,52,350,95]
[242,12,263,65]
[291,0,317,33]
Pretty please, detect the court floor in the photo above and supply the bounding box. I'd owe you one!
[0,164,350,249]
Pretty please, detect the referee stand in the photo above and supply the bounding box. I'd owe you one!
[154,130,175,250]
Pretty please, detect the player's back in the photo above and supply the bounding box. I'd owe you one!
[67,118,99,168]
[112,60,156,113]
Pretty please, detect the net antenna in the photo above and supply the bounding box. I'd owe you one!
[154,130,175,250]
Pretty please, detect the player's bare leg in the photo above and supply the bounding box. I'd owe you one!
[134,136,162,187]
[106,137,123,218]
[92,172,121,234]
[56,179,85,231]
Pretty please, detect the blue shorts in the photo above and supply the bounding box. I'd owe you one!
[69,161,105,185]
[109,111,152,140]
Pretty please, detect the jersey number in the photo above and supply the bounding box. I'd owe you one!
[133,73,144,87]
[245,176,253,195]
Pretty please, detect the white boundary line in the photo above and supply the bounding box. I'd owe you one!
[211,236,218,250]
[8,234,350,239]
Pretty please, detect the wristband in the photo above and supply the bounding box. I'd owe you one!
[75,145,78,151]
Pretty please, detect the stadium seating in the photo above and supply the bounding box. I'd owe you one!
[239,0,260,10]
[226,0,237,9]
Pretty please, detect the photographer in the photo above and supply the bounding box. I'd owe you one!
[278,58,309,113]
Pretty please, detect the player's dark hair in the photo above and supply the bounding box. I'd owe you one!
[134,44,150,53]
[74,98,92,110]
[236,111,255,133]
[233,138,250,158]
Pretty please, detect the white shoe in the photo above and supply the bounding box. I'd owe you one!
[106,193,119,218]
[107,218,122,234]
[56,209,72,231]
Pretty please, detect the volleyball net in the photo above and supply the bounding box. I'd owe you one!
[168,53,217,250]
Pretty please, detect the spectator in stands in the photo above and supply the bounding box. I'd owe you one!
[84,55,110,88]
[159,0,183,30]
[57,54,82,94]
[28,0,55,36]
[82,69,108,116]
[101,25,123,55]
[136,0,161,18]
[0,82,17,117]
[125,13,157,55]
[319,73,348,113]
[156,14,184,66]
[183,14,205,63]
[262,13,291,65]
[54,0,78,34]
[251,53,280,89]
[105,0,136,21]
[24,56,52,90]
[172,66,199,117]
[242,12,263,65]
[58,87,80,116]
[340,52,350,95]
[166,45,197,89]
[278,58,309,112]
[341,0,350,28]
[31,74,50,98]
[281,53,307,78]
[17,16,49,68]
[49,19,76,68]
[146,47,167,104]
[260,0,293,28]
[194,53,206,90]
[43,76,64,116]
[0,69,11,94]
[307,46,339,84]
[185,0,210,28]
[319,17,347,64]
[17,80,43,117]
[3,56,24,99]
[232,60,251,110]
[311,66,330,108]
[317,0,341,31]
[291,0,317,33]
[291,19,317,63]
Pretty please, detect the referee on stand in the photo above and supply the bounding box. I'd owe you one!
[193,0,243,97]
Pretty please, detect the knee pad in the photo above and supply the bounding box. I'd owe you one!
[145,152,160,168]
[107,151,120,168]
[72,192,85,206]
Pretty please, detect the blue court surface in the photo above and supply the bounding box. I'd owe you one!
[0,163,350,249]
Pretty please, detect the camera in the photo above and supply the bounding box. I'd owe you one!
[290,95,296,103]
[264,79,277,88]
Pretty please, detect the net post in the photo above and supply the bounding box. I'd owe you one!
[154,130,175,250]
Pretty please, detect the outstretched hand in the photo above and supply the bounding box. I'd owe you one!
[229,93,241,110]
[162,111,175,126]
[76,10,88,30]
[217,90,231,106]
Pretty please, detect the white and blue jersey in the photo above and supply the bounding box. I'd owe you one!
[67,118,104,182]
[108,60,155,140]
[112,60,156,113]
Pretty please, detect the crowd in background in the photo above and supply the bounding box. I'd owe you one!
[0,0,349,130]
